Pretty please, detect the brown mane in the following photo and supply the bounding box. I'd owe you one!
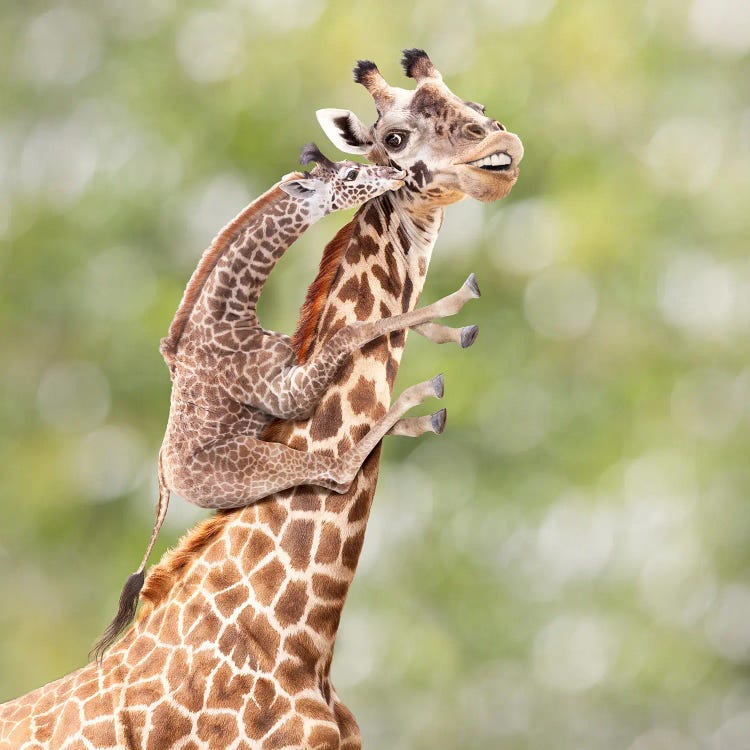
[137,511,231,620]
[160,173,305,363]
[137,208,363,617]
[291,216,357,362]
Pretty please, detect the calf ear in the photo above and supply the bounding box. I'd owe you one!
[279,178,324,199]
[316,108,373,155]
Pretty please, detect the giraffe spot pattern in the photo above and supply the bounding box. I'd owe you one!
[280,519,316,570]
[347,376,376,415]
[315,523,342,565]
[250,559,286,606]
[0,76,474,748]
[274,580,308,627]
[309,393,343,442]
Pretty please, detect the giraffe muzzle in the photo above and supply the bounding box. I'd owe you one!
[455,131,524,172]
[378,166,407,190]
[377,166,407,179]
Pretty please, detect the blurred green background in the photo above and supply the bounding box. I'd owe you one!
[2,0,750,747]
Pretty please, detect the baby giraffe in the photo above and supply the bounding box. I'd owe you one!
[95,144,481,657]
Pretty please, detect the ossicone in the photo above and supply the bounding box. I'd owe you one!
[300,142,334,169]
[353,59,378,85]
[352,58,394,110]
[401,48,442,82]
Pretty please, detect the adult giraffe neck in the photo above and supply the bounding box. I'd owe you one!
[373,190,446,286]
[230,189,446,660]
[131,188,447,695]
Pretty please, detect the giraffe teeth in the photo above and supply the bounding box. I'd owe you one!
[465,152,512,170]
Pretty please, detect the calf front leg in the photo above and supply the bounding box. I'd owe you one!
[255,274,480,420]
[387,408,447,437]
[410,321,479,348]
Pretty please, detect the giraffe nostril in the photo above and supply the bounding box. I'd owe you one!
[492,120,506,132]
[463,123,486,140]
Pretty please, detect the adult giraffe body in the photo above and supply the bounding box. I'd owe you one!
[0,50,522,749]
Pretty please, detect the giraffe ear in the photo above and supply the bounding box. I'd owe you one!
[316,108,373,155]
[279,177,325,199]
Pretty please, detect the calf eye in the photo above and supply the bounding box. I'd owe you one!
[344,168,358,181]
[384,132,408,151]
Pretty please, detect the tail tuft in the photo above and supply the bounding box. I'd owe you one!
[90,570,145,663]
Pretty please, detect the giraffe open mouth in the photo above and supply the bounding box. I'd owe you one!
[464,151,513,172]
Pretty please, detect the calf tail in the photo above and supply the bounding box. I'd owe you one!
[91,460,171,663]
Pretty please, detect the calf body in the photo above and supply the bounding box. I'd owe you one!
[95,147,480,656]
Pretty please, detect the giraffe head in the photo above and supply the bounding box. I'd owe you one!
[316,49,524,205]
[279,143,406,214]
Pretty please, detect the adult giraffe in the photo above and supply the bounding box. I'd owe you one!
[0,50,523,749]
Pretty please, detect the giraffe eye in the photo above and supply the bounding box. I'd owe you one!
[384,131,408,151]
[344,168,359,181]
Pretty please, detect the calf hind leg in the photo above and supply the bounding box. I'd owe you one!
[182,437,350,509]
[327,374,445,491]
[180,375,445,508]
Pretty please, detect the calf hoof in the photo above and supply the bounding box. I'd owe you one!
[431,408,447,434]
[465,273,481,298]
[431,373,445,399]
[460,324,479,348]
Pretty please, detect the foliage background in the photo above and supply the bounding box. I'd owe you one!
[2,1,750,748]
